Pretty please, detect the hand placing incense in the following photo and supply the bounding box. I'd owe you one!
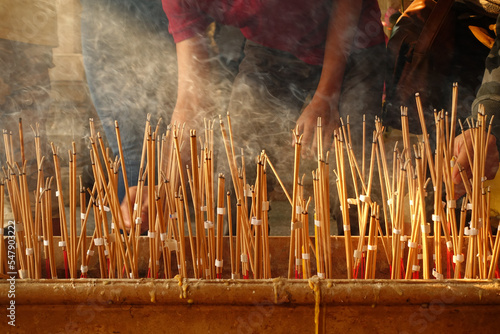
[296,96,339,157]
[165,1,385,161]
[120,186,149,234]
[451,129,499,199]
[294,0,365,153]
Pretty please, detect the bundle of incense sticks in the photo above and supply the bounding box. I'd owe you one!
[1,82,500,280]
[219,114,272,279]
[284,129,312,278]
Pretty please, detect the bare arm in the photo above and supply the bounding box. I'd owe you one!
[171,35,212,130]
[296,0,363,153]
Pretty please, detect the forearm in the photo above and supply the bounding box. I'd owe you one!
[295,0,363,150]
[313,0,362,106]
[174,36,212,125]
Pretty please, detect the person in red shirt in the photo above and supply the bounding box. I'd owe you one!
[159,0,386,234]
[164,0,385,156]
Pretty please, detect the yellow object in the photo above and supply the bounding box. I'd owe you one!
[469,25,495,49]
[485,163,500,218]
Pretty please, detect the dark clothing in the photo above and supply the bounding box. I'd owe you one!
[472,13,500,153]
[225,40,386,235]
[227,40,385,167]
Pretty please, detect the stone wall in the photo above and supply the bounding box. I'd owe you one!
[48,0,99,191]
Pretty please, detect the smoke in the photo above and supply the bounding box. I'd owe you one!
[2,1,388,235]
[81,0,177,195]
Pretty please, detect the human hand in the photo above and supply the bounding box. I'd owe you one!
[451,130,499,199]
[121,186,149,235]
[295,95,340,157]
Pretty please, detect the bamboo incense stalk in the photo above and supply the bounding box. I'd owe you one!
[90,195,107,278]
[448,83,458,157]
[226,191,235,277]
[433,114,445,279]
[175,193,187,277]
[312,171,324,278]
[365,203,378,279]
[219,117,255,274]
[44,177,57,278]
[333,129,353,278]
[412,144,430,279]
[189,129,205,278]
[289,127,303,278]
[216,174,225,279]
[154,186,170,279]
[0,179,6,275]
[203,148,215,279]
[390,157,407,279]
[252,158,263,279]
[262,161,271,279]
[3,85,500,280]
[88,149,116,278]
[235,201,242,278]
[172,128,197,277]
[94,135,135,277]
[115,121,135,244]
[375,118,392,244]
[18,118,25,165]
[262,153,292,205]
[79,178,88,277]
[323,154,332,278]
[339,122,363,233]
[362,115,366,183]
[33,126,44,279]
[147,130,157,278]
[51,143,72,277]
[458,119,474,171]
[415,93,436,187]
[13,163,31,278]
[302,196,312,279]
[374,131,391,247]
[354,131,378,274]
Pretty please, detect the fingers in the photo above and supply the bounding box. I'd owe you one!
[120,200,132,230]
[452,132,499,185]
[452,133,471,184]
[453,181,466,200]
[451,149,470,185]
[120,186,138,230]
[294,119,315,158]
[140,204,149,235]
[120,186,149,235]
[302,125,317,158]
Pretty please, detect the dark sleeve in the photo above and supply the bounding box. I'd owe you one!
[472,13,500,152]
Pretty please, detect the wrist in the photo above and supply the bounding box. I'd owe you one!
[311,91,339,110]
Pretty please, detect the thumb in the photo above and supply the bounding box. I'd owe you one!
[452,149,470,184]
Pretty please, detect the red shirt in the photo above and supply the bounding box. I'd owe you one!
[164,0,384,65]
